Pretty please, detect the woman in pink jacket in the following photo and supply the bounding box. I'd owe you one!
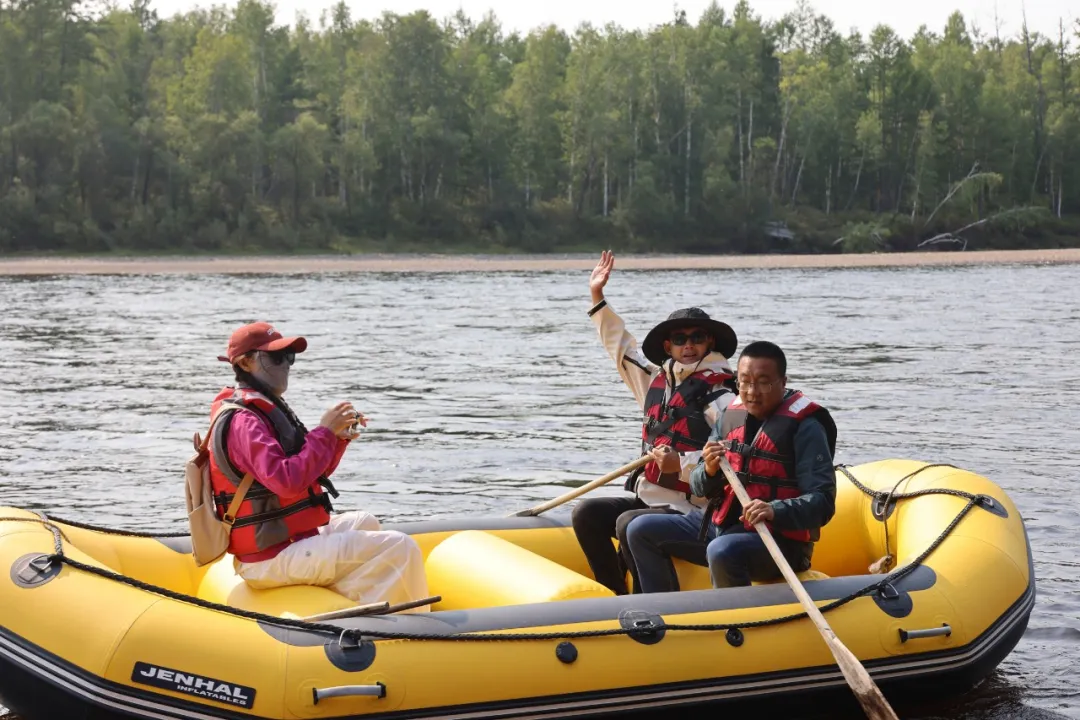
[208,322,429,609]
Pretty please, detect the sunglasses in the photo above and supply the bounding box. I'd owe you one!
[669,330,710,346]
[263,350,296,366]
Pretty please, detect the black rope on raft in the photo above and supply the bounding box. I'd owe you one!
[43,514,192,538]
[839,462,968,572]
[0,464,987,643]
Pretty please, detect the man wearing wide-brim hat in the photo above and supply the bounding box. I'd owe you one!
[572,251,738,595]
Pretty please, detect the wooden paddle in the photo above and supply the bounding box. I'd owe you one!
[717,456,899,720]
[302,595,442,622]
[508,456,651,517]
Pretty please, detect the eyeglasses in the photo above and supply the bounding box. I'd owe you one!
[263,350,296,366]
[670,330,710,346]
[738,379,776,392]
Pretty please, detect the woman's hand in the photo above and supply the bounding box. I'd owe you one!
[319,402,367,439]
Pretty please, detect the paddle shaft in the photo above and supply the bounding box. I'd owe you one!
[302,596,442,623]
[511,456,651,517]
[717,456,899,720]
[302,601,388,622]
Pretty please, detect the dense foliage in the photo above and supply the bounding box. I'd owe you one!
[1,0,1077,254]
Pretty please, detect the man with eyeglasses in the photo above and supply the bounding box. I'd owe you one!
[205,322,430,608]
[625,341,837,592]
[573,251,738,595]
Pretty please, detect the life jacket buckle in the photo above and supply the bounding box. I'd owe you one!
[319,477,341,499]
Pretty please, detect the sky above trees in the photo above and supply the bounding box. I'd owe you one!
[149,0,1077,47]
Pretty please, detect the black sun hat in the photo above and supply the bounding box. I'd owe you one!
[640,308,738,365]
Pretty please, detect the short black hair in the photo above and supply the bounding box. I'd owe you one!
[739,341,787,377]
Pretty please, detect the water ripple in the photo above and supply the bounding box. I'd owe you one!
[0,263,1078,719]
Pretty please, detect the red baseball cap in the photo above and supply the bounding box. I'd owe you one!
[218,322,308,363]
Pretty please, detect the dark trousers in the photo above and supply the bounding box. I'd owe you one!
[570,496,679,595]
[625,508,811,593]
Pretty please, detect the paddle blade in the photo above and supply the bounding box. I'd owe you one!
[824,633,900,720]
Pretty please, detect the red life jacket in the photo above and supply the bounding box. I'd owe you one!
[208,386,337,561]
[710,390,837,543]
[631,366,735,495]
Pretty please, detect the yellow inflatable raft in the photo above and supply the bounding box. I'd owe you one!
[0,459,1033,720]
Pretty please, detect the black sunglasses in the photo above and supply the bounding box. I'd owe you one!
[670,330,710,346]
[263,350,296,366]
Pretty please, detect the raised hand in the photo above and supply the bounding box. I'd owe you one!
[589,250,615,304]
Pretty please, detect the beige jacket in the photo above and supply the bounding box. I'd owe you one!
[590,300,734,514]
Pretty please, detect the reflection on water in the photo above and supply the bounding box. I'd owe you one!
[0,263,1078,719]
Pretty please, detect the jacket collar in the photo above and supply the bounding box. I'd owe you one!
[663,351,733,385]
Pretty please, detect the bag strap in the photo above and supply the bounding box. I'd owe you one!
[194,401,257,526]
[193,401,243,453]
[222,472,256,526]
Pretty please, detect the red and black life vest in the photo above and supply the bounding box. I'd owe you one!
[630,366,735,495]
[208,386,338,560]
[709,390,837,542]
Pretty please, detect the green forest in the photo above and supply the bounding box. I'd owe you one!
[1,0,1078,255]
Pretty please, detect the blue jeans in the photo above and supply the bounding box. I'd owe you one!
[625,509,809,592]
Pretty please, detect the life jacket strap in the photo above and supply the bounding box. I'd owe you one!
[227,494,327,530]
[728,443,798,478]
[317,476,340,499]
[699,496,723,541]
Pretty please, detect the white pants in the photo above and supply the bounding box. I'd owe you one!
[236,511,430,610]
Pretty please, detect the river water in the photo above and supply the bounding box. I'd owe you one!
[0,261,1077,719]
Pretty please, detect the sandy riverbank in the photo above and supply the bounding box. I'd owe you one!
[1,248,1078,274]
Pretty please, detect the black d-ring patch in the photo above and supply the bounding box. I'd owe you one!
[976,495,1008,518]
[324,637,377,672]
[619,610,665,645]
[871,496,896,521]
